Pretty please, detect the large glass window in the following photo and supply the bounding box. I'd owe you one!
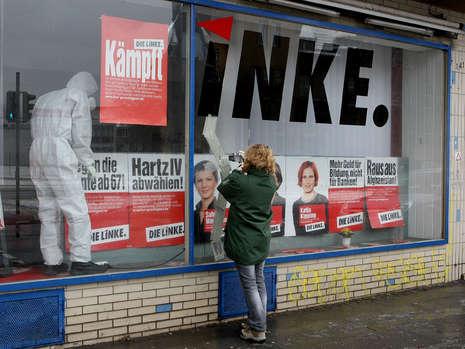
[0,0,448,282]
[194,8,446,262]
[0,0,188,282]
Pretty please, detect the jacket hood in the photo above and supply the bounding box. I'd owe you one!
[66,72,98,96]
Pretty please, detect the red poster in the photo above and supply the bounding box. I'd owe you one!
[130,192,184,247]
[328,158,365,233]
[128,154,185,247]
[203,208,229,233]
[365,158,404,229]
[297,204,326,233]
[270,205,284,235]
[328,188,364,232]
[203,206,282,235]
[66,153,130,251]
[100,15,168,126]
[83,192,130,251]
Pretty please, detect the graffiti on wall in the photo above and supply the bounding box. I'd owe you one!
[286,253,447,302]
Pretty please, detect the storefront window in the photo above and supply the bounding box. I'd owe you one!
[194,8,446,262]
[0,0,448,281]
[0,0,188,282]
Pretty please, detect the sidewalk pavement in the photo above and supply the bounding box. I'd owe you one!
[86,281,465,349]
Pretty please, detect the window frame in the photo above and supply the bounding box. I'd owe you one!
[0,0,450,292]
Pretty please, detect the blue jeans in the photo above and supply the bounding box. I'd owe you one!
[236,261,267,332]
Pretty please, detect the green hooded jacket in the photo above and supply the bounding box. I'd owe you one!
[217,167,277,265]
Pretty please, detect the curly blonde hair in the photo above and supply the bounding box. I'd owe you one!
[242,144,276,175]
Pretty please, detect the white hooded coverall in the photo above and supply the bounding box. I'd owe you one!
[30,72,97,265]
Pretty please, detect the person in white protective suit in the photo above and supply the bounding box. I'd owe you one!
[29,71,108,276]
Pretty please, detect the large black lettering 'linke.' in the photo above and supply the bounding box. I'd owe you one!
[198,42,229,117]
[232,30,289,120]
[340,48,373,125]
[290,40,339,123]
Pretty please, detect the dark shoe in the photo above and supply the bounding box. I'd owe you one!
[43,263,68,276]
[70,261,108,276]
[240,328,266,343]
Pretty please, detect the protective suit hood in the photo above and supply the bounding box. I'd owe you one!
[66,72,97,96]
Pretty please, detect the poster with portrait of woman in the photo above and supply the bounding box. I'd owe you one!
[284,157,329,236]
[194,154,287,240]
[270,156,286,237]
[193,155,224,243]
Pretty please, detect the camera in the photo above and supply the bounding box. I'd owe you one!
[228,151,244,163]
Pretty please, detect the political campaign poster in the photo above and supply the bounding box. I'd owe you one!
[284,157,329,236]
[270,205,284,236]
[68,153,130,251]
[202,209,226,232]
[365,157,404,229]
[328,158,365,233]
[193,154,221,243]
[194,154,285,240]
[129,153,185,247]
[271,156,286,237]
[100,15,168,126]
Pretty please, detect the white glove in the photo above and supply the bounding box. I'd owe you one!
[88,97,96,112]
[218,157,231,177]
[87,165,97,178]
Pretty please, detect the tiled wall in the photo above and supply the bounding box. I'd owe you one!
[57,273,219,347]
[449,36,465,282]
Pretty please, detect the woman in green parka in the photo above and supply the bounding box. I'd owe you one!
[217,144,277,343]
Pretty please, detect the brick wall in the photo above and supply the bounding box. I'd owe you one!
[276,247,447,310]
[54,273,219,347]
